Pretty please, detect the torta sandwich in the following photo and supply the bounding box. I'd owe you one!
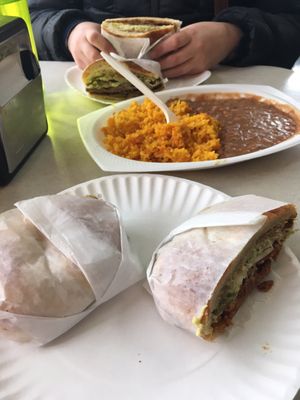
[0,194,124,342]
[82,59,164,100]
[147,195,297,340]
[101,17,181,43]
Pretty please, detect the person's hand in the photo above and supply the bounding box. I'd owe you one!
[67,21,115,69]
[148,22,243,78]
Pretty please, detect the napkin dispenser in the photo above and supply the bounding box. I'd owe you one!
[0,15,47,185]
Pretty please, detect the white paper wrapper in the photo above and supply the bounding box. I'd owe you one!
[101,27,180,83]
[0,194,144,345]
[101,29,176,59]
[111,52,165,78]
[148,195,286,259]
[147,195,289,333]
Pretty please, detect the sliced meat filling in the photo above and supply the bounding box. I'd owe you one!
[210,219,294,335]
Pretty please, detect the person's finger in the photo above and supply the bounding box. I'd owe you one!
[70,45,87,70]
[162,58,202,78]
[149,31,191,60]
[158,43,194,71]
[74,39,101,69]
[83,43,103,62]
[73,54,86,70]
[86,29,115,53]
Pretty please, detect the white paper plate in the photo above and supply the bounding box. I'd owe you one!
[1,174,300,400]
[64,65,211,104]
[77,84,300,173]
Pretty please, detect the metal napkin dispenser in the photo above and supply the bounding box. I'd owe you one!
[0,15,47,185]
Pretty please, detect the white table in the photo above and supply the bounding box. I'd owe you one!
[1,62,300,250]
[1,61,300,399]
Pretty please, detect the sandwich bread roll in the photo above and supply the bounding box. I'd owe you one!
[147,195,297,340]
[101,17,181,43]
[82,59,164,100]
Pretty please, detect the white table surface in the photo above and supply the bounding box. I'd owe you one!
[1,61,300,399]
[2,61,300,246]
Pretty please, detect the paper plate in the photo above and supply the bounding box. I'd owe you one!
[1,174,300,400]
[64,65,211,105]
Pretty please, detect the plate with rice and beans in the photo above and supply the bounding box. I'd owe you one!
[77,84,300,172]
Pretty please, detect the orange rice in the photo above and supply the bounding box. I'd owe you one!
[102,99,221,162]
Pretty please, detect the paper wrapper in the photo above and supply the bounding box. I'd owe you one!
[109,52,166,82]
[147,195,289,333]
[101,25,182,82]
[0,194,143,345]
[101,28,180,59]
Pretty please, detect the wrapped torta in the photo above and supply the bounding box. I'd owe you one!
[147,195,297,340]
[82,17,181,100]
[101,17,181,42]
[101,17,181,58]
[0,194,142,344]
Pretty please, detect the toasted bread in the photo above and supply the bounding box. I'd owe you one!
[101,17,181,43]
[82,59,164,100]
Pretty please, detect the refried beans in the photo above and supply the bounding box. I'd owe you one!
[176,93,300,158]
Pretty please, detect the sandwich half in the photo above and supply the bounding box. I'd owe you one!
[82,59,164,100]
[147,195,297,340]
[101,17,181,43]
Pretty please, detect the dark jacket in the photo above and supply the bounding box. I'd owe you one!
[28,0,300,68]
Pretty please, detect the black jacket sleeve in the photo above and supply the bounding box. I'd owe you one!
[28,1,91,60]
[29,1,300,67]
[214,4,300,68]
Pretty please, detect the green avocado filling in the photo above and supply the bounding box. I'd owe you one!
[205,220,294,334]
[109,23,170,33]
[86,73,161,91]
